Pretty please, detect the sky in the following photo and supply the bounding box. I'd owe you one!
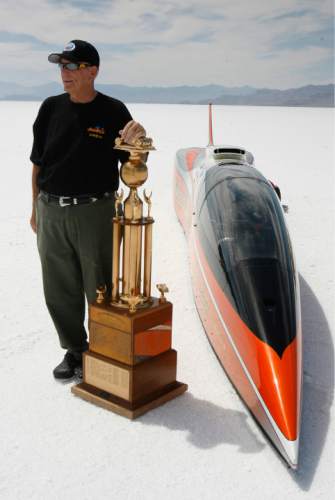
[0,0,333,89]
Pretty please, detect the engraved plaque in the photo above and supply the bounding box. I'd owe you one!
[84,355,130,400]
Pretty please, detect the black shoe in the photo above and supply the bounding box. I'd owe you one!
[75,364,83,379]
[53,352,83,380]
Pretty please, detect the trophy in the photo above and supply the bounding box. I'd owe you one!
[72,136,188,418]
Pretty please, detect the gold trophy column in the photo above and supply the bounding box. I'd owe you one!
[122,188,143,297]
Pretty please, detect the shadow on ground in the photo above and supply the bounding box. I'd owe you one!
[290,274,334,490]
[140,391,266,454]
[140,273,333,484]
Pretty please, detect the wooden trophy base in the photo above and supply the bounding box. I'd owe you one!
[71,300,187,418]
[71,380,188,419]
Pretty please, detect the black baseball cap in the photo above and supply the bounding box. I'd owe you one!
[48,40,100,67]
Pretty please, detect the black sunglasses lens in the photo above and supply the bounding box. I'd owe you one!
[58,62,79,70]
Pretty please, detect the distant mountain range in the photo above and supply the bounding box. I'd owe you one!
[0,81,333,107]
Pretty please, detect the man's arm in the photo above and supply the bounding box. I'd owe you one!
[30,164,40,233]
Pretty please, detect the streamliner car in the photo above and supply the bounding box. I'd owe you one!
[173,106,302,468]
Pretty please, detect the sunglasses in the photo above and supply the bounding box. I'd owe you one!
[58,62,92,71]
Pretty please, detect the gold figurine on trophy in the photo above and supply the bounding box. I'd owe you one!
[72,135,187,418]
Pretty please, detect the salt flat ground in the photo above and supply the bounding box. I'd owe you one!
[0,101,334,500]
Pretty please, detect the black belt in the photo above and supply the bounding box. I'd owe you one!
[39,190,114,207]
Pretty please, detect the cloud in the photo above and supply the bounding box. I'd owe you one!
[261,8,313,22]
[47,0,113,12]
[0,0,333,88]
[0,30,54,49]
[139,13,172,33]
[273,22,334,50]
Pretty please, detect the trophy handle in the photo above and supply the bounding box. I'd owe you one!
[115,189,124,218]
[96,284,107,304]
[143,189,152,218]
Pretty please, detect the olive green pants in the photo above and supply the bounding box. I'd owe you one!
[36,193,115,352]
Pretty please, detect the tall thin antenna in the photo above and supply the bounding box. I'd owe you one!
[208,102,214,146]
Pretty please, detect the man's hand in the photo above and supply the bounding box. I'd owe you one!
[119,120,146,145]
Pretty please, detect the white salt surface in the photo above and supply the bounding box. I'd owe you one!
[0,102,334,499]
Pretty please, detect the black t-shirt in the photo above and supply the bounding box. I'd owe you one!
[30,92,132,195]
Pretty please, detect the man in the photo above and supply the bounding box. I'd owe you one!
[30,40,147,380]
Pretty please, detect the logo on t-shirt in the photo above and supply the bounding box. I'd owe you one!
[87,125,105,139]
